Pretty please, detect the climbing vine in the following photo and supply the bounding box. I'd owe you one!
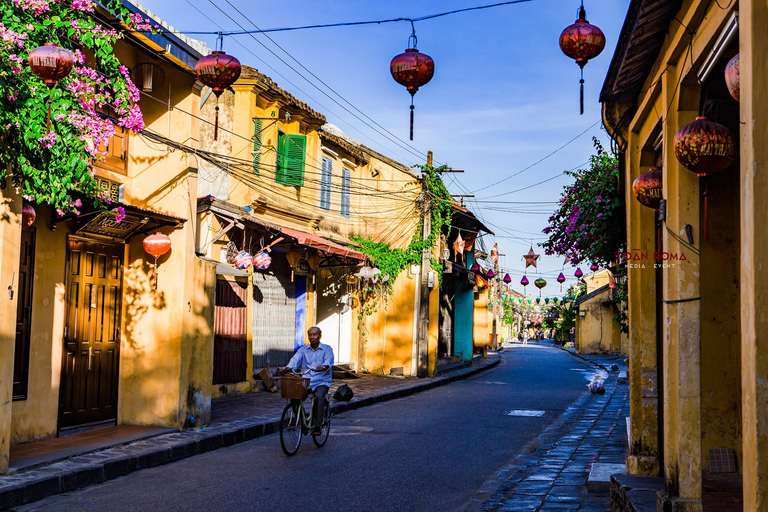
[610,264,629,334]
[351,165,452,290]
[0,0,154,213]
[351,165,452,322]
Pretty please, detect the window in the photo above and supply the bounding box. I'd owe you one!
[320,157,332,210]
[94,105,128,174]
[341,168,351,218]
[276,132,307,186]
[253,118,262,174]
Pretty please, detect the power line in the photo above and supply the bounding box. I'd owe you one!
[179,0,534,36]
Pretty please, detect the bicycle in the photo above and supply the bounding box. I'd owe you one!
[278,369,332,456]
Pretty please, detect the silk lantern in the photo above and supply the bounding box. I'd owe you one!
[674,116,736,239]
[557,272,566,291]
[143,233,171,288]
[21,201,36,228]
[390,32,434,140]
[574,268,583,279]
[724,54,739,102]
[534,278,547,297]
[559,3,605,114]
[195,51,241,141]
[29,43,74,131]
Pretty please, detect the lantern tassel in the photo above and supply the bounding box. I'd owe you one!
[214,104,219,141]
[154,255,159,289]
[703,179,709,241]
[579,68,585,115]
[410,103,414,141]
[47,103,51,132]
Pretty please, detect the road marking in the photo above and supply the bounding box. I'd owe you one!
[329,425,374,436]
[475,381,509,385]
[505,410,546,417]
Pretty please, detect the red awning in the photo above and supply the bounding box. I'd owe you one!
[279,226,366,260]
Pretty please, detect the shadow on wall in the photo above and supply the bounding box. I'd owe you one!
[122,258,166,351]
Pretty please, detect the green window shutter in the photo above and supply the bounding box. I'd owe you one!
[252,119,262,174]
[276,134,306,186]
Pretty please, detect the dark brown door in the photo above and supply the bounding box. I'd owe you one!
[59,239,123,429]
[13,228,36,400]
[213,279,248,384]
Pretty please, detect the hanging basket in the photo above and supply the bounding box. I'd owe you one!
[279,376,310,400]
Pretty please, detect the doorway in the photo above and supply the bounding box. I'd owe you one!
[59,238,124,430]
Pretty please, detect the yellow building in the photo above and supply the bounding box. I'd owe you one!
[0,4,215,474]
[601,0,764,508]
[194,64,447,380]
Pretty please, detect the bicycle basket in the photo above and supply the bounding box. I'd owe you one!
[280,376,310,400]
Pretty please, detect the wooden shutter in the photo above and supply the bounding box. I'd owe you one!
[320,157,332,210]
[276,134,306,186]
[253,119,262,174]
[341,168,351,217]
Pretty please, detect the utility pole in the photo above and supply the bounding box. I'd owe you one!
[417,151,433,377]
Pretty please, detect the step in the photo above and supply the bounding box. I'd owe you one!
[618,370,629,384]
[587,463,627,492]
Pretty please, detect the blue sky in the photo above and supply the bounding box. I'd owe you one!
[138,0,631,296]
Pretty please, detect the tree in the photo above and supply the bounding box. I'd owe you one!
[541,138,625,266]
[0,0,153,213]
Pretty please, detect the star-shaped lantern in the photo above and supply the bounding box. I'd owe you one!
[523,247,540,269]
[490,243,499,265]
[453,233,464,261]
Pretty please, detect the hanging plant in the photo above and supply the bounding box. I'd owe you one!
[542,138,625,266]
[0,1,156,213]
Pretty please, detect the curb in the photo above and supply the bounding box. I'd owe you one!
[553,344,611,372]
[0,356,500,510]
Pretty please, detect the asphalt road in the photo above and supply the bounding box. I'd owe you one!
[15,343,599,512]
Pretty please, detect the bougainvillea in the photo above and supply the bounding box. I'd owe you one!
[0,0,154,213]
[541,138,625,266]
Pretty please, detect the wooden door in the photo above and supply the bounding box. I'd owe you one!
[59,239,123,430]
[13,229,35,400]
[213,279,248,384]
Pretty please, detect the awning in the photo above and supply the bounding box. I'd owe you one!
[58,199,186,242]
[198,256,250,277]
[279,226,366,260]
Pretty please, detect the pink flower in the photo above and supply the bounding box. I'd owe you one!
[38,131,57,149]
[114,206,126,223]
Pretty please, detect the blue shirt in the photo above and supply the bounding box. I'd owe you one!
[287,343,334,390]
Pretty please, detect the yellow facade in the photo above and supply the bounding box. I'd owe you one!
[0,11,216,473]
[602,0,764,508]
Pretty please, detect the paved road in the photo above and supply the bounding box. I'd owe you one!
[15,343,599,512]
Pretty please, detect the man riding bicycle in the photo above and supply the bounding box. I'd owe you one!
[281,326,334,436]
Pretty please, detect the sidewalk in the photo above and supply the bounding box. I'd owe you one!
[0,353,500,510]
[469,342,629,512]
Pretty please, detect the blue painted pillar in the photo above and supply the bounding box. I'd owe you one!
[294,277,307,352]
[453,251,475,362]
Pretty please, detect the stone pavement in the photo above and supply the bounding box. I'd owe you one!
[0,353,499,511]
[468,343,629,512]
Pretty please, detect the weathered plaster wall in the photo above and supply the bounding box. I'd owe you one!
[0,182,22,474]
[10,207,68,445]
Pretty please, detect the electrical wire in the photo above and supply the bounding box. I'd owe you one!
[180,0,535,36]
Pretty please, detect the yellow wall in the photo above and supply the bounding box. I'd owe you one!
[473,290,490,351]
[10,207,68,444]
[576,289,619,355]
[0,181,22,473]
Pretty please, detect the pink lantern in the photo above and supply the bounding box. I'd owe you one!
[233,250,253,270]
[21,201,36,228]
[471,261,479,272]
[487,268,495,279]
[590,264,598,272]
[557,272,566,291]
[521,275,529,287]
[253,251,272,270]
[574,268,583,278]
[724,54,739,102]
[503,273,512,284]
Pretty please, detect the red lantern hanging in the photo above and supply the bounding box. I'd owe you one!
[143,233,172,288]
[674,116,736,240]
[390,28,434,141]
[574,268,583,279]
[633,167,663,210]
[195,50,241,141]
[21,201,36,228]
[559,2,606,115]
[28,43,75,131]
[724,54,739,102]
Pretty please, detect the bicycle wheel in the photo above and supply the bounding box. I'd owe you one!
[312,398,331,447]
[280,402,303,456]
